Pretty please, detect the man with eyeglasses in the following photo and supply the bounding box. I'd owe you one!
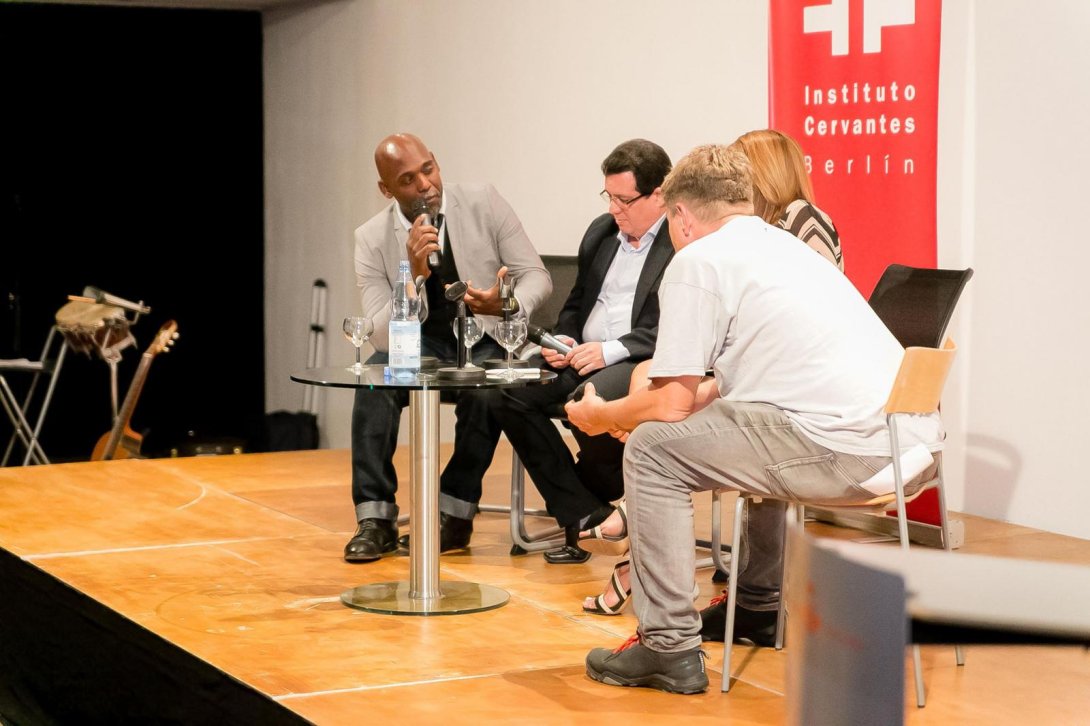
[477,138,675,563]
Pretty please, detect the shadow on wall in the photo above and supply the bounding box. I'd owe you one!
[963,433,1022,519]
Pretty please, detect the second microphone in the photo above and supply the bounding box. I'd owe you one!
[527,324,573,355]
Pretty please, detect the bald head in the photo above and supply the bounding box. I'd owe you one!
[374,133,443,216]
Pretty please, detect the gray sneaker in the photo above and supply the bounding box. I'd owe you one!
[585,637,708,694]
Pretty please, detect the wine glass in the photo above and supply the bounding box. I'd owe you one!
[452,317,485,366]
[342,316,373,372]
[494,317,528,381]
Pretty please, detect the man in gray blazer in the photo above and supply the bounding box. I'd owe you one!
[478,139,675,563]
[346,133,551,562]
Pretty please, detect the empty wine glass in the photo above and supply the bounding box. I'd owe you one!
[343,316,374,372]
[494,317,528,381]
[451,317,485,366]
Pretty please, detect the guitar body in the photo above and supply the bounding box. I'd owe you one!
[91,425,145,461]
[90,320,177,462]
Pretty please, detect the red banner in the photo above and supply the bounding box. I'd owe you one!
[769,0,942,297]
[770,0,944,525]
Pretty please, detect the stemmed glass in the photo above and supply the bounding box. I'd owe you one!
[494,317,528,381]
[452,316,485,367]
[342,316,374,372]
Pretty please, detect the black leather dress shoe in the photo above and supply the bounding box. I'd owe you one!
[543,526,591,564]
[344,518,399,562]
[397,512,474,553]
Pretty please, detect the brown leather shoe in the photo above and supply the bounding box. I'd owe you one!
[344,518,399,562]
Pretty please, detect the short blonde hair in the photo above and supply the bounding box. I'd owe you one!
[731,129,814,225]
[661,144,751,222]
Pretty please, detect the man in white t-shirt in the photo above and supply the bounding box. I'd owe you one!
[565,144,943,694]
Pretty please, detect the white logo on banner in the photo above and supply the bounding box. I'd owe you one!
[804,0,915,55]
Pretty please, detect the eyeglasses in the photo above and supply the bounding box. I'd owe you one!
[600,190,647,209]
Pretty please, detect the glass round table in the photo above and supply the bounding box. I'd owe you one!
[291,363,556,615]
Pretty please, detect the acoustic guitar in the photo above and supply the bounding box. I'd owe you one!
[92,320,179,461]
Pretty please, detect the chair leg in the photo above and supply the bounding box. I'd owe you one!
[721,494,746,692]
[477,453,563,552]
[933,453,967,668]
[911,644,926,708]
[775,503,802,651]
[710,489,731,574]
[890,415,927,707]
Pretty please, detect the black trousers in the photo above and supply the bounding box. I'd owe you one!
[485,359,635,528]
[350,336,504,522]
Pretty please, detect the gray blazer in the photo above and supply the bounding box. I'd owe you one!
[354,183,551,351]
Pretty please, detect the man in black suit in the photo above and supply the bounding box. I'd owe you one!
[475,139,675,562]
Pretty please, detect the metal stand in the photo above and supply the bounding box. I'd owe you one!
[1,327,69,466]
[341,389,509,615]
[437,293,485,382]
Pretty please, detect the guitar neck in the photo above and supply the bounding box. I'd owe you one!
[101,352,154,461]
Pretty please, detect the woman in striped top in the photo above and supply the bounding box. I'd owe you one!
[732,129,844,271]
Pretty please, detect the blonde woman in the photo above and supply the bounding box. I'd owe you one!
[733,128,843,271]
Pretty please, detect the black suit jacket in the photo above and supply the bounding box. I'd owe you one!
[554,213,674,362]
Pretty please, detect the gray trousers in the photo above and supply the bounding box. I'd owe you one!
[623,399,909,654]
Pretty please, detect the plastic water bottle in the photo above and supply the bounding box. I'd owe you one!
[389,260,420,379]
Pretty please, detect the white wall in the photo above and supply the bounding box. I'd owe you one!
[954,0,1090,538]
[263,0,768,446]
[264,0,1090,539]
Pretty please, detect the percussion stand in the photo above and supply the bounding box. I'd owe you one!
[65,288,150,420]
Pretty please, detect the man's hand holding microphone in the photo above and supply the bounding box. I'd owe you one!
[528,326,607,376]
[407,197,442,281]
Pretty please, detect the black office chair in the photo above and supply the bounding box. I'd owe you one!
[868,264,974,348]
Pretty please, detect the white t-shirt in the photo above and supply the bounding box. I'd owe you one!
[648,215,943,457]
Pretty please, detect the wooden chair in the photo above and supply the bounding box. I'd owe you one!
[712,264,975,577]
[721,339,962,707]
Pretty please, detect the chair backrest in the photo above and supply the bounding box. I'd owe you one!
[868,264,973,348]
[531,254,579,330]
[884,338,957,415]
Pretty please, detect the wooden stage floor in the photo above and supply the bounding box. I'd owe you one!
[2,445,1089,724]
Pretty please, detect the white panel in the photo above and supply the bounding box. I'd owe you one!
[962,0,1090,538]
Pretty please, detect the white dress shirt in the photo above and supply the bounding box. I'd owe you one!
[582,215,665,366]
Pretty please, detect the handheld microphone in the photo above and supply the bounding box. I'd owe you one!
[410,198,442,271]
[527,324,573,355]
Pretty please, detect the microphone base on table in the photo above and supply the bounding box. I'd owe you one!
[437,366,487,381]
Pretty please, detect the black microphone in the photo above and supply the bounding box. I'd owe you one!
[410,198,442,271]
[527,324,573,355]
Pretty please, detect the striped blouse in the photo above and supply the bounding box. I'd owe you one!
[778,199,844,272]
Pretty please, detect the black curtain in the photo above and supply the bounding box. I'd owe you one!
[0,2,265,460]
